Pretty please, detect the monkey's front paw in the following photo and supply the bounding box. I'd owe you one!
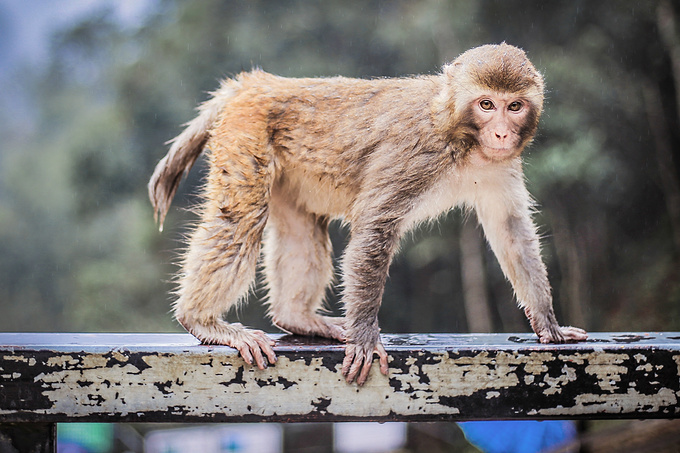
[538,325,588,344]
[341,340,389,385]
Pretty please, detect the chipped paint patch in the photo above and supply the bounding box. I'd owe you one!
[539,387,678,416]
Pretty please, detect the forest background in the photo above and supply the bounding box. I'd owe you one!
[1,0,679,342]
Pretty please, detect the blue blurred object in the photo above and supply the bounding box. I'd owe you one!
[57,423,113,453]
[458,420,576,453]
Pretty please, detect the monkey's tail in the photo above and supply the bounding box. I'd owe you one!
[148,81,235,230]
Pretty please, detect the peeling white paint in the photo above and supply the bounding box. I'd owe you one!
[564,352,630,392]
[15,348,674,418]
[634,353,646,363]
[636,363,653,372]
[25,352,449,418]
[539,387,678,416]
[3,350,556,417]
[2,355,33,364]
[542,365,577,396]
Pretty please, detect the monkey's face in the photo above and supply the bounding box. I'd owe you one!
[438,43,544,164]
[471,92,538,163]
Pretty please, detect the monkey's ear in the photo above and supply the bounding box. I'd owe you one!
[442,61,461,78]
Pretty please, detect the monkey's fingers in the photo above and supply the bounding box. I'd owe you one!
[342,344,369,384]
[356,356,373,386]
[356,342,389,385]
[376,342,389,376]
[345,351,369,385]
[341,345,357,379]
[342,343,388,385]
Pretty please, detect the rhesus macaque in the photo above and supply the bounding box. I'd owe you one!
[149,43,587,385]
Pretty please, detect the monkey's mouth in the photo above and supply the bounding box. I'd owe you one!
[485,146,513,151]
[480,146,519,161]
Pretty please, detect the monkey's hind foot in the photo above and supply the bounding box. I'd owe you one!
[178,316,277,369]
[272,314,346,342]
[538,325,588,344]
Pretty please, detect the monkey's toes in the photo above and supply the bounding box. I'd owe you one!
[321,316,347,342]
[537,325,587,344]
[234,330,277,369]
[559,326,588,342]
[273,314,346,342]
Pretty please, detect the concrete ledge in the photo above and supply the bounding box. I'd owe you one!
[1,332,679,422]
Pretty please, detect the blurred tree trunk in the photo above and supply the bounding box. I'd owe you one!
[643,81,680,254]
[460,219,492,332]
[653,0,680,254]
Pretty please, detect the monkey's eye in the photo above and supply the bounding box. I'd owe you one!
[479,99,495,111]
[508,101,523,112]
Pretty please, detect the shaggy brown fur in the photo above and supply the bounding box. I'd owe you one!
[149,43,587,385]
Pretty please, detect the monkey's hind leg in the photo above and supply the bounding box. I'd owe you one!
[174,151,276,369]
[263,192,344,342]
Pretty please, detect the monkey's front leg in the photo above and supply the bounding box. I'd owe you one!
[474,178,587,343]
[340,221,399,385]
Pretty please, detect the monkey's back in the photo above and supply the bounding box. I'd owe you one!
[209,70,452,219]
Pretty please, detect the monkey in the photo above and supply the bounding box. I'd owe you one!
[149,43,588,386]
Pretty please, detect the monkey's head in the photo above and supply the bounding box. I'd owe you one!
[434,43,545,164]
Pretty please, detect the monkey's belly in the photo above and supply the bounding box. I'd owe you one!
[275,171,354,218]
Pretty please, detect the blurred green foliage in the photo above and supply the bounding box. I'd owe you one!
[1,0,679,335]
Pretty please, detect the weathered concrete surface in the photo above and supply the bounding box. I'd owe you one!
[1,332,679,422]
